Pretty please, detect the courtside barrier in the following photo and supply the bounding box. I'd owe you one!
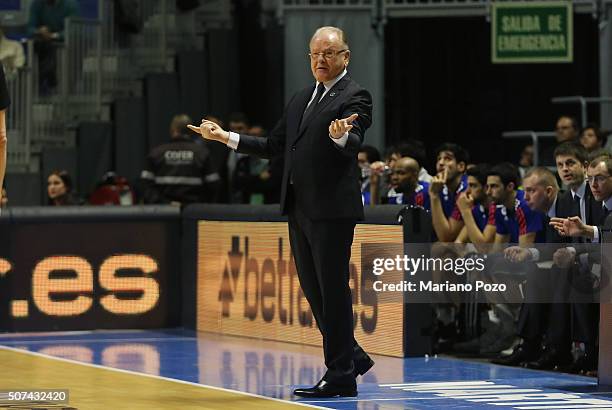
[0,206,181,331]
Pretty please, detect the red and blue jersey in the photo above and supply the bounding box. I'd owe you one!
[490,190,543,243]
[385,182,431,210]
[440,174,468,218]
[452,201,493,232]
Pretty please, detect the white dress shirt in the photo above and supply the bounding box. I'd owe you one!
[227,69,350,150]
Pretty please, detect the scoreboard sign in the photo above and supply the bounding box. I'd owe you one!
[0,222,177,331]
[197,221,404,357]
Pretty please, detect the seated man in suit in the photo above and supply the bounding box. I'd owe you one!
[550,155,612,374]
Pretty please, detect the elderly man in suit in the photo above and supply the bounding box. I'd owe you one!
[550,155,612,374]
[189,26,373,398]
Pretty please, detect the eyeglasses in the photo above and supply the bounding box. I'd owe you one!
[587,175,611,184]
[308,49,348,60]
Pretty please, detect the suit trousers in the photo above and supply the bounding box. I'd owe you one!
[286,186,362,386]
[517,266,571,350]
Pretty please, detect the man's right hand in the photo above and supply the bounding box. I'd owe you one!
[457,192,474,213]
[188,120,230,145]
[429,168,447,197]
[549,216,591,238]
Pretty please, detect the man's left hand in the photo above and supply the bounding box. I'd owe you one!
[504,246,531,263]
[329,113,358,139]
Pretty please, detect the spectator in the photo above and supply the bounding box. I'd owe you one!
[383,156,430,209]
[368,146,397,204]
[88,172,136,205]
[518,144,534,179]
[429,143,469,242]
[47,170,79,205]
[0,26,25,76]
[580,124,606,154]
[555,115,580,144]
[541,115,580,166]
[196,114,227,202]
[358,144,380,205]
[233,125,278,204]
[27,0,78,94]
[141,114,219,205]
[226,112,250,203]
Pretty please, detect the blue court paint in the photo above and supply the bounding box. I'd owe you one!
[1,329,611,409]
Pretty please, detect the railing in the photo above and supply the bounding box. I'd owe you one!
[6,0,202,170]
[135,0,173,71]
[384,0,599,17]
[501,131,556,167]
[551,96,612,129]
[5,55,33,170]
[61,17,103,121]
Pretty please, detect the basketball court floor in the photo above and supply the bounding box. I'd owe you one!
[1,329,611,409]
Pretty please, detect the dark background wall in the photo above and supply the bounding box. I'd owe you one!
[384,15,599,170]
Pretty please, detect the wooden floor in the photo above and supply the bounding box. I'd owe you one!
[0,329,609,410]
[0,347,317,410]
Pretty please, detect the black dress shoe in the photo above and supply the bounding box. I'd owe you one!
[491,343,539,366]
[293,380,357,398]
[524,347,572,370]
[354,357,374,377]
[558,353,598,375]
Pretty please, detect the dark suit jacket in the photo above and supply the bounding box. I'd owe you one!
[235,74,373,220]
[557,184,604,237]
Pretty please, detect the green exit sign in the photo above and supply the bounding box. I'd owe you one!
[492,1,573,64]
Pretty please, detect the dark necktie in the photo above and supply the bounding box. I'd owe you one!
[301,83,326,125]
[572,194,581,217]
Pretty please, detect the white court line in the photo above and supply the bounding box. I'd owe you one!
[0,345,328,410]
[301,398,431,403]
[0,329,162,338]
[0,337,197,345]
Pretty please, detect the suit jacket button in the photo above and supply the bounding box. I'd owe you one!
[291,146,296,151]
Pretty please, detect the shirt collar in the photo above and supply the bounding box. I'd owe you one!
[547,195,558,218]
[317,69,347,92]
[571,180,586,200]
[604,195,612,211]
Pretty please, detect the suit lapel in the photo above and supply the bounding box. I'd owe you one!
[295,75,350,141]
[290,86,315,139]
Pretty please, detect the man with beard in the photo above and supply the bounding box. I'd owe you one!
[382,156,430,209]
[429,143,469,242]
[454,164,496,245]
[549,155,611,374]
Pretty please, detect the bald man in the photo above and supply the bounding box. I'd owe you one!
[385,156,430,209]
[190,26,373,397]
